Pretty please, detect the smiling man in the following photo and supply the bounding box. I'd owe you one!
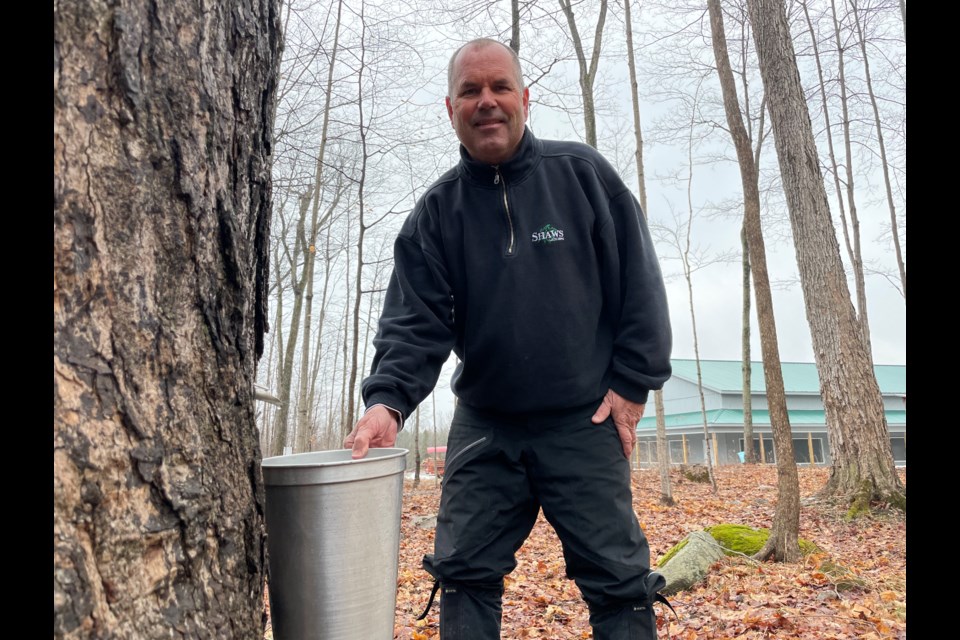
[344,38,673,640]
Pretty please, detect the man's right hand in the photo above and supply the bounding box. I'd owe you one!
[343,405,400,459]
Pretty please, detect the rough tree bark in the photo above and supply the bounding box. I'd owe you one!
[54,0,281,636]
[746,0,904,514]
[708,0,800,561]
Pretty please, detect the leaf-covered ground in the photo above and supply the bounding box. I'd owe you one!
[267,465,906,639]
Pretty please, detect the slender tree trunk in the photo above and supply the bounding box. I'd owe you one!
[624,0,648,212]
[690,321,717,493]
[346,9,370,438]
[898,0,905,39]
[624,0,670,501]
[296,0,344,452]
[746,0,903,514]
[54,0,280,635]
[654,391,674,505]
[306,230,337,449]
[709,0,799,560]
[413,406,421,488]
[682,121,717,493]
[559,0,607,148]
[261,240,285,452]
[272,193,311,456]
[510,0,521,54]
[829,0,872,354]
[850,0,906,299]
[340,295,351,434]
[297,194,341,453]
[433,398,440,487]
[741,224,756,464]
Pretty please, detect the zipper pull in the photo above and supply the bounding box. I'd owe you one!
[493,166,500,185]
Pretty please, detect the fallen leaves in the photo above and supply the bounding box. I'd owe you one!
[264,466,905,639]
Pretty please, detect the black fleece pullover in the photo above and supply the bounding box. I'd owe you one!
[362,128,672,421]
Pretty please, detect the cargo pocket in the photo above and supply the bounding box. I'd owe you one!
[441,435,489,485]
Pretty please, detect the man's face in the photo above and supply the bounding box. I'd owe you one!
[446,44,529,165]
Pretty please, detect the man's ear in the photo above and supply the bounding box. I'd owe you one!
[446,96,454,124]
[522,87,530,120]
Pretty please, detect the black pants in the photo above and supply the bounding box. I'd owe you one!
[423,402,664,639]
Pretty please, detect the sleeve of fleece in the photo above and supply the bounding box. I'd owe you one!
[361,231,457,421]
[607,191,673,405]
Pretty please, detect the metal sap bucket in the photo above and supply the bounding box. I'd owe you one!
[262,448,408,640]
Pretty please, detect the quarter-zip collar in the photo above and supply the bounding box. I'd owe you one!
[458,127,541,186]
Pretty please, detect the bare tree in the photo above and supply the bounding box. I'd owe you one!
[271,192,311,456]
[293,0,345,452]
[54,0,280,635]
[849,0,906,299]
[746,0,904,513]
[709,0,799,561]
[510,0,522,53]
[559,0,608,148]
[828,0,872,353]
[622,0,673,504]
[652,94,739,493]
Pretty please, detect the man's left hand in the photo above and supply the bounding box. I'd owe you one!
[592,388,645,458]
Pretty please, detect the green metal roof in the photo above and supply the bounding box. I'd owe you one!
[668,359,906,395]
[638,408,906,430]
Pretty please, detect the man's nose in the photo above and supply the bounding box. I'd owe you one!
[477,86,496,109]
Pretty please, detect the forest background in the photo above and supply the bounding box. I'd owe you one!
[256,0,906,458]
[53,0,906,637]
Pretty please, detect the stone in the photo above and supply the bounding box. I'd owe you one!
[656,530,725,596]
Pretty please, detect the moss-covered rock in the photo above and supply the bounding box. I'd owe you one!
[705,524,768,555]
[656,537,689,567]
[679,464,710,483]
[655,531,725,596]
[705,524,820,557]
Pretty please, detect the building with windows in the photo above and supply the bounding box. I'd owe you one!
[635,359,906,467]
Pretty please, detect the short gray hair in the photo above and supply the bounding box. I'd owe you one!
[447,38,524,97]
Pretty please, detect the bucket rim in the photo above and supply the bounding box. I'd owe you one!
[261,447,409,469]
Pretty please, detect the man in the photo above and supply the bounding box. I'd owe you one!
[344,38,672,640]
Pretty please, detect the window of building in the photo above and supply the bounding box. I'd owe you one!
[669,439,685,464]
[792,437,824,464]
[890,436,906,462]
[638,440,658,464]
[739,437,776,463]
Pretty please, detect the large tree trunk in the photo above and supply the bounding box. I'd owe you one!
[54,0,280,636]
[708,0,799,561]
[746,0,904,514]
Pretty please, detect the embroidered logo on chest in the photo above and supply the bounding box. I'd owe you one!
[531,223,565,244]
